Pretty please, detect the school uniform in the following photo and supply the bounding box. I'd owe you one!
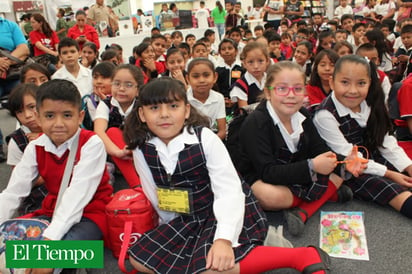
[238,101,342,201]
[0,129,113,240]
[129,126,267,274]
[52,65,93,97]
[95,97,137,128]
[314,93,411,205]
[230,72,266,105]
[306,84,329,110]
[215,61,245,98]
[6,126,30,166]
[187,88,226,131]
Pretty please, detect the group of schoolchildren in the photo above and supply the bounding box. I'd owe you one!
[1,11,412,273]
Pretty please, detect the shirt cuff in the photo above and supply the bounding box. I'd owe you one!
[213,223,239,247]
[307,159,318,182]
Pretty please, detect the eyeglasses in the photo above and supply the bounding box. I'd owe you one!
[111,81,137,90]
[296,35,308,40]
[267,86,306,96]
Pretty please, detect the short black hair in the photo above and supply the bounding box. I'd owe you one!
[341,14,354,24]
[58,37,79,54]
[92,61,116,78]
[204,29,215,38]
[20,63,50,83]
[401,24,412,35]
[36,79,81,111]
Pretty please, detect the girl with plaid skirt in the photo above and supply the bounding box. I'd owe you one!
[239,62,357,237]
[314,55,412,220]
[123,77,331,274]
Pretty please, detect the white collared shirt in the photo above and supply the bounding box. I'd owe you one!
[7,125,31,166]
[132,126,245,246]
[230,71,266,103]
[94,97,135,121]
[0,129,107,240]
[266,101,306,153]
[187,87,226,129]
[52,65,93,97]
[313,92,412,176]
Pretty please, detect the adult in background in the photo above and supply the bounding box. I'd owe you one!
[56,8,69,40]
[264,0,285,31]
[87,0,113,37]
[195,1,210,29]
[211,1,226,39]
[29,13,59,58]
[107,5,119,36]
[68,10,100,50]
[284,0,304,23]
[0,17,30,97]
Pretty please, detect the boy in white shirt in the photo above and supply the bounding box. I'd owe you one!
[334,0,354,19]
[52,38,93,97]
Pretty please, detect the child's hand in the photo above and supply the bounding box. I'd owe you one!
[206,239,235,272]
[398,55,409,63]
[171,69,185,83]
[143,58,156,71]
[385,170,412,188]
[26,132,41,141]
[344,145,368,177]
[225,98,233,108]
[94,86,108,100]
[114,146,133,160]
[312,151,338,175]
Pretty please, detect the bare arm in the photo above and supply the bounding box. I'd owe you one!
[216,118,227,140]
[94,118,130,159]
[33,41,58,56]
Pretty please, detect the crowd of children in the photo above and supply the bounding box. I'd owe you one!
[2,6,412,273]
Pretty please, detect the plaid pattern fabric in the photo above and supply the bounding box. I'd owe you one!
[6,128,29,152]
[275,136,329,202]
[320,96,365,147]
[319,96,407,205]
[103,97,138,129]
[17,184,48,216]
[129,126,267,274]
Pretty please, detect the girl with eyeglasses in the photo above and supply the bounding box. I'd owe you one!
[238,62,360,236]
[94,64,144,188]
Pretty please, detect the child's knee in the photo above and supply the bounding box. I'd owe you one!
[129,257,154,274]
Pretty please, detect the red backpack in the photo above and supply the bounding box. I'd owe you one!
[106,188,158,273]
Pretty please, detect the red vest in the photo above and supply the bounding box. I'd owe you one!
[32,129,113,237]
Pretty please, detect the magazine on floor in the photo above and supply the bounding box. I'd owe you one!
[319,211,369,261]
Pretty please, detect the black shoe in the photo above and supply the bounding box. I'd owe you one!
[302,246,331,274]
[284,208,307,236]
[337,185,353,203]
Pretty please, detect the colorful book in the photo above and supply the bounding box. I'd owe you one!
[319,211,369,261]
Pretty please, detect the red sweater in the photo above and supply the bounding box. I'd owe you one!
[67,24,100,50]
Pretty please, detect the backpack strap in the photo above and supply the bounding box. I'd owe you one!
[235,78,249,94]
[118,221,137,274]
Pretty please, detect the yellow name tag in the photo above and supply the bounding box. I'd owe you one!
[231,70,241,79]
[157,187,193,214]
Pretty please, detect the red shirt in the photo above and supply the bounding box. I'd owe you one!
[280,43,293,60]
[67,24,100,50]
[29,30,59,56]
[135,59,166,84]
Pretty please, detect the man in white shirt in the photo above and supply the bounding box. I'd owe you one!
[195,1,210,29]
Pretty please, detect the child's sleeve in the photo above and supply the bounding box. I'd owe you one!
[94,100,110,121]
[6,138,24,166]
[202,128,245,246]
[0,142,39,223]
[230,86,247,103]
[42,134,107,240]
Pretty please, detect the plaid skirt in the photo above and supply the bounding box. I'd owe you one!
[128,182,268,274]
[346,174,407,205]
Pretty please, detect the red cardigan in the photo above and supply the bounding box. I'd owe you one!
[67,24,100,50]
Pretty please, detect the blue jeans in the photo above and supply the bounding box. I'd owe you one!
[36,216,102,240]
[216,23,225,39]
